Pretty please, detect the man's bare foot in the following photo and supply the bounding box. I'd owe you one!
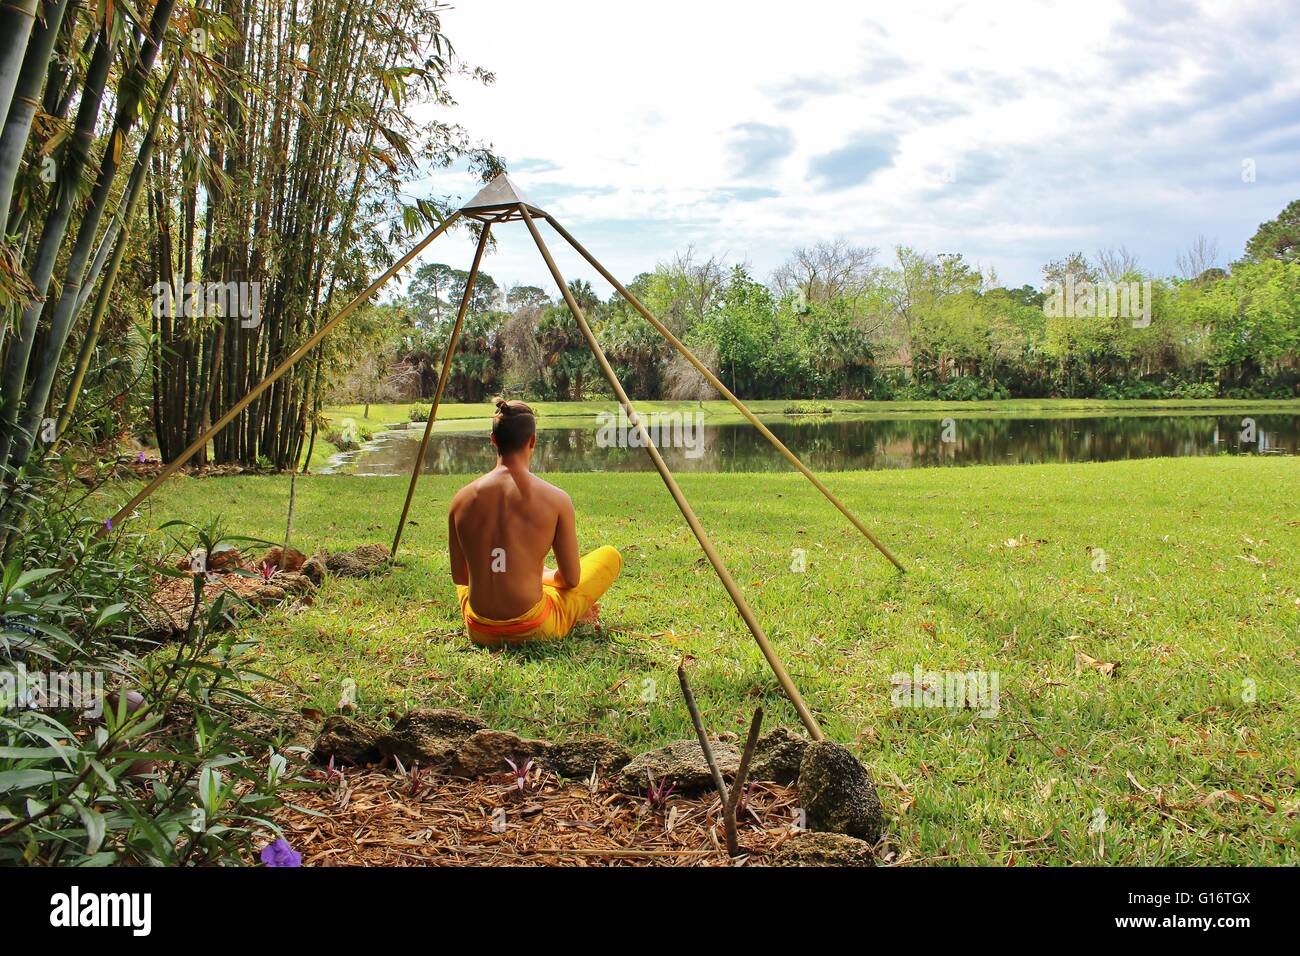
[578,603,601,625]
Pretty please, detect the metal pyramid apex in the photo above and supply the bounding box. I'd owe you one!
[461,173,531,211]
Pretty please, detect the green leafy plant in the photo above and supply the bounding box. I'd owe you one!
[0,471,310,865]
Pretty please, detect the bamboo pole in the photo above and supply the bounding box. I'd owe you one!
[520,206,824,740]
[391,223,492,556]
[103,211,463,532]
[544,213,905,572]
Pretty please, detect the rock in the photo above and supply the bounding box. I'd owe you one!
[325,544,391,577]
[350,543,391,565]
[207,544,244,571]
[250,584,288,607]
[616,738,740,794]
[545,735,632,779]
[770,831,874,867]
[379,707,486,765]
[312,715,381,766]
[138,606,184,641]
[301,554,329,586]
[796,741,883,843]
[749,726,808,785]
[262,546,307,572]
[451,729,550,778]
[324,552,367,577]
[233,705,314,750]
[274,571,316,596]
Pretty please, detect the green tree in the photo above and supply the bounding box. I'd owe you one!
[1244,199,1300,265]
[693,265,778,396]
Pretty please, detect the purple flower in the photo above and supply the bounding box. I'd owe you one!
[505,757,536,792]
[259,838,301,867]
[104,518,113,531]
[137,452,147,463]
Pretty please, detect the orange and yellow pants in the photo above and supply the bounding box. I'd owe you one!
[457,546,622,648]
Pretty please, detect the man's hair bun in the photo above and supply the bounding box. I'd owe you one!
[490,397,536,453]
[493,396,534,417]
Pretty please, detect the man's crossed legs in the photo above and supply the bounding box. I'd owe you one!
[457,546,622,648]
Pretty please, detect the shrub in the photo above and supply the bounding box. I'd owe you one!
[324,422,372,453]
[1170,380,1219,400]
[1095,379,1170,400]
[325,429,360,452]
[0,465,308,865]
[782,400,834,415]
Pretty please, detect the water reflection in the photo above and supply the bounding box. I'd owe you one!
[339,413,1300,476]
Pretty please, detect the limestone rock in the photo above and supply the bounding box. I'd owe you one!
[207,544,244,571]
[451,729,550,778]
[302,554,329,586]
[770,831,874,867]
[312,715,381,766]
[379,707,486,765]
[262,546,307,572]
[250,584,287,607]
[325,544,391,577]
[545,735,632,779]
[749,726,809,785]
[274,571,316,596]
[616,738,740,794]
[796,741,883,843]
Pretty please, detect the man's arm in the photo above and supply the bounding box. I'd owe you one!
[448,505,469,586]
[548,493,581,588]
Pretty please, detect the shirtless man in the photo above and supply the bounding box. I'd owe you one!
[448,398,622,647]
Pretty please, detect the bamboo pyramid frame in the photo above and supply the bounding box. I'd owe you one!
[107,173,906,740]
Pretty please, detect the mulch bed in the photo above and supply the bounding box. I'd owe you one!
[80,456,266,483]
[144,569,307,635]
[278,765,803,866]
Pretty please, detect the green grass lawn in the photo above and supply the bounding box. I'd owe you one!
[139,455,1299,865]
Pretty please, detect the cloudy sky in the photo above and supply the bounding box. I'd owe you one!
[409,0,1300,296]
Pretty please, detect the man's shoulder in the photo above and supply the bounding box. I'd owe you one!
[449,476,483,510]
[529,474,573,507]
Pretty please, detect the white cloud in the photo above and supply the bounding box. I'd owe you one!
[409,0,1300,294]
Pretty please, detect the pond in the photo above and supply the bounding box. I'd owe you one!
[330,411,1300,475]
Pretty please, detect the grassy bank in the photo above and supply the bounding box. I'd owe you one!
[138,455,1299,865]
[325,396,1300,429]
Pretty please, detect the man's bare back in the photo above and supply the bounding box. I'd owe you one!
[448,466,579,620]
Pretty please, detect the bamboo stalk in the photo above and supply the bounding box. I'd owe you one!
[0,0,69,239]
[520,205,823,740]
[0,21,114,471]
[391,223,492,556]
[56,57,180,439]
[544,213,905,572]
[0,0,39,124]
[10,0,180,472]
[102,211,463,532]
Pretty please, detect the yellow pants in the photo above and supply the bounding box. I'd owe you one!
[457,546,622,648]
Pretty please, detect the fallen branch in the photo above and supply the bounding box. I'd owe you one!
[677,660,735,855]
[677,660,763,858]
[728,707,764,824]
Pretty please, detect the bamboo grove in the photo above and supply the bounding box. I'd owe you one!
[0,0,499,497]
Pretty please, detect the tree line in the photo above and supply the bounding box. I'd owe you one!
[346,199,1300,407]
